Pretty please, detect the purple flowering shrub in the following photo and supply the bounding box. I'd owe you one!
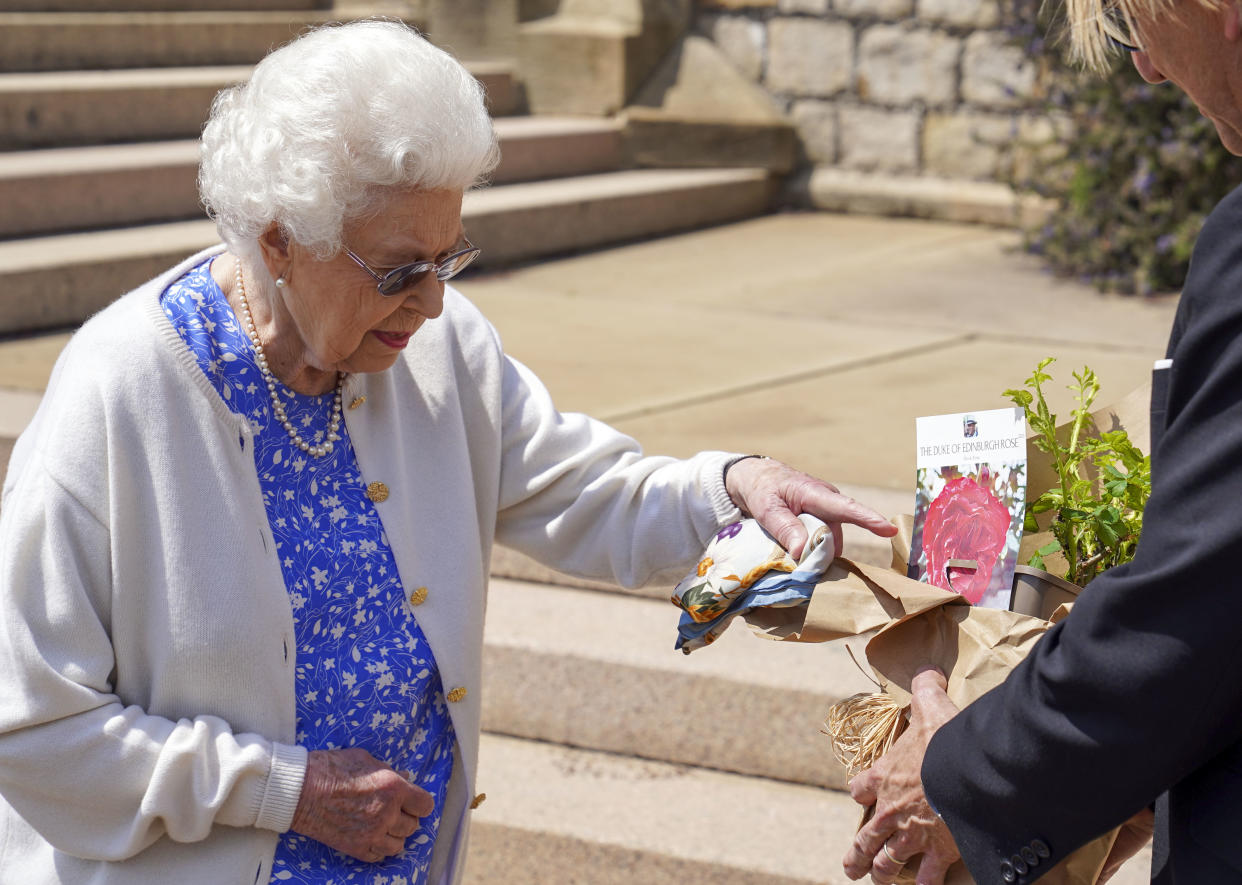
[1006,2,1242,295]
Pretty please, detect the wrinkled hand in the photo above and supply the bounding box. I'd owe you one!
[1097,808,1154,884]
[843,669,961,885]
[291,748,435,863]
[724,457,897,560]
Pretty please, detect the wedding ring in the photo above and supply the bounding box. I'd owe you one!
[883,840,907,866]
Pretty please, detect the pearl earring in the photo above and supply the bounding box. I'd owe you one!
[275,277,287,288]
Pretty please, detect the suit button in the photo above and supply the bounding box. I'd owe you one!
[1031,839,1051,859]
[409,586,428,606]
[470,792,486,809]
[1012,854,1029,875]
[1021,846,1039,867]
[1001,860,1016,883]
[446,686,467,703]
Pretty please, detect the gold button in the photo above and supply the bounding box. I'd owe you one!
[409,586,428,606]
[366,481,389,503]
[349,395,367,410]
[446,687,467,703]
[470,792,487,809]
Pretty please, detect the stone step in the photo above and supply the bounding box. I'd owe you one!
[465,732,1152,884]
[482,577,877,791]
[0,118,622,238]
[0,167,772,333]
[0,67,249,151]
[0,141,200,238]
[0,12,347,72]
[0,60,521,152]
[464,733,864,885]
[0,388,41,483]
[462,166,774,267]
[490,483,913,601]
[489,115,623,184]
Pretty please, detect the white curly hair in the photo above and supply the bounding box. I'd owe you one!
[199,19,499,261]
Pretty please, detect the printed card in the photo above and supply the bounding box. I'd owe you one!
[908,408,1027,609]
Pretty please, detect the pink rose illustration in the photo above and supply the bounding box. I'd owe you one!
[923,475,1011,604]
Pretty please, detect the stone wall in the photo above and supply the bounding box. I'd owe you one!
[695,0,1058,183]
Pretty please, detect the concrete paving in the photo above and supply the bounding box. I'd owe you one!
[464,211,1176,493]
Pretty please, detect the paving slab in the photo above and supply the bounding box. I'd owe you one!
[610,337,1161,492]
[465,287,960,419]
[465,212,1178,352]
[460,212,1176,492]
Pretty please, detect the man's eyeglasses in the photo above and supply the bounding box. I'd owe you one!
[1102,4,1141,52]
[343,240,481,296]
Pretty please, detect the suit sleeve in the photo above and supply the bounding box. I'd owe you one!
[921,184,1242,880]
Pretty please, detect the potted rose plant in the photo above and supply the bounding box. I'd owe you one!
[1004,358,1151,617]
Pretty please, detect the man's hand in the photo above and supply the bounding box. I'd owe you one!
[291,748,435,863]
[843,669,962,885]
[724,457,897,560]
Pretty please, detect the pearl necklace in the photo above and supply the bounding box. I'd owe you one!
[233,258,345,458]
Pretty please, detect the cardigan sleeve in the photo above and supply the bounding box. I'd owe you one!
[920,184,1242,881]
[492,353,742,588]
[0,443,306,862]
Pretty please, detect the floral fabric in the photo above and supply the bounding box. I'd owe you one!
[670,514,836,653]
[162,258,455,884]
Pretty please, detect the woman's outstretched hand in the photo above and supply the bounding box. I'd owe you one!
[291,748,435,863]
[723,456,898,560]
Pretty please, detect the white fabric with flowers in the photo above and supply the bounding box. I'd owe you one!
[161,257,455,884]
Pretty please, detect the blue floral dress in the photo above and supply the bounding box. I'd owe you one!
[162,258,456,884]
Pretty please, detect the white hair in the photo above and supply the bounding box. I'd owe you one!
[1062,0,1206,71]
[199,19,499,259]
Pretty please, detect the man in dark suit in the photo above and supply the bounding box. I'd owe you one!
[839,1,1242,882]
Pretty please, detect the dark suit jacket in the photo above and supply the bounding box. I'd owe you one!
[922,182,1242,884]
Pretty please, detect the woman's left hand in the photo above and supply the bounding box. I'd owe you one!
[724,456,898,560]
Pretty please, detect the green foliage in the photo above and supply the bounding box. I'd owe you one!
[1004,358,1151,586]
[1005,3,1242,295]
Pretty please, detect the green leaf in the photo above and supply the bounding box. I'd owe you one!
[1005,388,1034,408]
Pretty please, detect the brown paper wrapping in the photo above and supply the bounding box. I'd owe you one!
[746,557,1118,883]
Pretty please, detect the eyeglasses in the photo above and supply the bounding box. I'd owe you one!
[1102,3,1141,52]
[343,239,481,296]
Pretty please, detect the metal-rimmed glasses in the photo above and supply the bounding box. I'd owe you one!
[343,239,481,296]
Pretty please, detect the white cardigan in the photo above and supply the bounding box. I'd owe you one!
[0,246,741,884]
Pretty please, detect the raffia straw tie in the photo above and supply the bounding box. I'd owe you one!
[823,692,910,777]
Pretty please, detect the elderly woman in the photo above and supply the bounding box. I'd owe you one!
[841,2,1242,884]
[0,19,895,885]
